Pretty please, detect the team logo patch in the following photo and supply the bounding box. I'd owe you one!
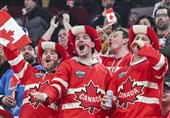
[34,72,45,78]
[117,78,144,109]
[118,71,127,78]
[28,81,49,109]
[74,81,103,114]
[75,70,85,78]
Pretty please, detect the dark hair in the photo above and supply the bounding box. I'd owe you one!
[110,27,130,50]
[154,6,170,18]
[113,27,128,39]
[32,0,39,4]
[114,12,121,25]
[135,15,157,33]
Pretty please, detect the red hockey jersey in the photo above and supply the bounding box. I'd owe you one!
[100,52,132,73]
[4,48,58,118]
[108,45,168,118]
[43,58,112,118]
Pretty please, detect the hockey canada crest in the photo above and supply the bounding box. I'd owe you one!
[74,81,103,114]
[117,78,144,109]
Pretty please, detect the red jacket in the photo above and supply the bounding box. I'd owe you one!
[43,58,112,118]
[4,47,58,118]
[108,45,168,118]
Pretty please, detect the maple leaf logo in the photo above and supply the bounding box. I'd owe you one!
[117,78,144,109]
[28,81,49,109]
[75,80,103,114]
[109,15,113,20]
[0,29,15,42]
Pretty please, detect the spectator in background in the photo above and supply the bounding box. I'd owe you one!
[22,0,52,45]
[152,0,170,17]
[42,14,75,59]
[154,6,170,116]
[91,9,121,55]
[50,6,79,43]
[135,15,157,33]
[154,7,170,77]
[154,7,170,49]
[85,0,130,27]
[128,11,139,28]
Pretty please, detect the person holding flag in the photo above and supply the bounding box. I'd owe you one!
[0,27,42,117]
[1,9,68,118]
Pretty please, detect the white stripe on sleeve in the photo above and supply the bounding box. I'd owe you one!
[153,54,165,70]
[15,62,28,78]
[8,53,24,66]
[51,84,62,98]
[52,78,68,89]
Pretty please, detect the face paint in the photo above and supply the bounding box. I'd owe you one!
[75,40,91,49]
[51,56,57,62]
[84,40,91,48]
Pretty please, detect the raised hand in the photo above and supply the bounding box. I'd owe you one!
[63,13,70,25]
[50,16,59,29]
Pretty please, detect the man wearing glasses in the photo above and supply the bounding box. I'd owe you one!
[154,6,170,117]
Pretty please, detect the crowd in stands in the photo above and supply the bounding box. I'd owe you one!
[0,0,170,118]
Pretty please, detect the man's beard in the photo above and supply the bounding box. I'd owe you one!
[157,23,169,31]
[44,61,58,72]
[25,56,35,64]
[0,55,6,65]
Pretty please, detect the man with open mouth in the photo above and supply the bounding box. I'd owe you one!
[32,25,112,118]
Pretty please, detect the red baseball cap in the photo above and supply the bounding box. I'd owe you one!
[68,25,102,53]
[129,25,159,50]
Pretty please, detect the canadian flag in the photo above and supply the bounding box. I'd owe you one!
[0,9,31,51]
[66,0,74,8]
[106,8,117,24]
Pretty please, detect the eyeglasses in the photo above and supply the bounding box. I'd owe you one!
[155,13,169,18]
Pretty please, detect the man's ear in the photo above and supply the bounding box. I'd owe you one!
[91,42,95,48]
[123,38,129,45]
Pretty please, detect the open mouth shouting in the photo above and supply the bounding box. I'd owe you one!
[45,56,52,63]
[76,41,86,53]
[79,45,85,51]
[108,41,112,48]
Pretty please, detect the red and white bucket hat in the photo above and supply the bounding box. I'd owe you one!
[129,25,159,50]
[68,25,102,53]
[0,109,14,118]
[38,39,67,64]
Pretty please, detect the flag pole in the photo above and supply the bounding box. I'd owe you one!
[102,22,115,30]
[0,5,8,12]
